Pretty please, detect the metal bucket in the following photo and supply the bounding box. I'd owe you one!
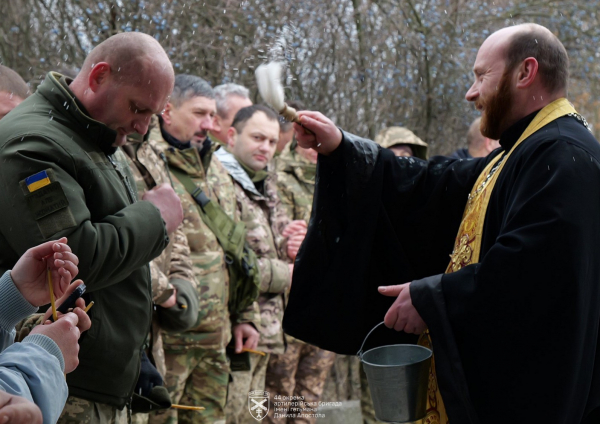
[358,322,432,423]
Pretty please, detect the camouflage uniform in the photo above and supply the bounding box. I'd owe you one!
[120,136,201,424]
[58,397,128,424]
[264,146,336,424]
[214,148,291,424]
[272,145,316,223]
[121,137,199,377]
[146,129,258,424]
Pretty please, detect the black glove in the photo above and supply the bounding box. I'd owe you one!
[131,352,171,414]
[135,351,163,397]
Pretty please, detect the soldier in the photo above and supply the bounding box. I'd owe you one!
[216,105,305,424]
[120,122,201,423]
[0,65,30,120]
[210,83,253,146]
[274,101,305,160]
[147,75,260,424]
[264,131,335,424]
[276,119,294,157]
[0,33,180,423]
[450,117,501,159]
[374,126,429,159]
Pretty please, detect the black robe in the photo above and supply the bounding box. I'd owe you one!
[283,112,600,423]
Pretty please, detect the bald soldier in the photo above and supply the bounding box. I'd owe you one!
[0,65,30,120]
[285,24,600,423]
[0,33,181,423]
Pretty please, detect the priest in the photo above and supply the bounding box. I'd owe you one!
[283,23,600,424]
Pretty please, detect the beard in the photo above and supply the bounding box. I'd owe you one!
[479,70,513,140]
[190,130,208,146]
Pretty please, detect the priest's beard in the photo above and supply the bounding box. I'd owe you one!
[480,71,513,140]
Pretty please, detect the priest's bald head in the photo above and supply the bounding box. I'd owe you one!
[70,32,175,146]
[465,24,569,140]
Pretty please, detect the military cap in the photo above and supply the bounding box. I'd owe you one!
[374,126,428,160]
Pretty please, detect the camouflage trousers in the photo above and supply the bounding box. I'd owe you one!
[57,396,129,424]
[148,347,229,424]
[131,413,149,424]
[321,355,361,402]
[264,341,335,424]
[225,351,270,424]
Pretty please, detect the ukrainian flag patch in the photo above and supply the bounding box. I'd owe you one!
[25,170,51,192]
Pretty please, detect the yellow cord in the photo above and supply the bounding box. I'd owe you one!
[171,404,205,411]
[47,269,57,322]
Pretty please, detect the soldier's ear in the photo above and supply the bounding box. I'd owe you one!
[88,62,111,92]
[161,103,173,125]
[213,114,222,133]
[227,126,237,149]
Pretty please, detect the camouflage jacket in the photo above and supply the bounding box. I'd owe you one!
[149,129,259,351]
[215,148,291,354]
[275,147,317,223]
[120,140,200,375]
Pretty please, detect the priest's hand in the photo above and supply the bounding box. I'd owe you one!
[379,283,427,334]
[293,111,342,156]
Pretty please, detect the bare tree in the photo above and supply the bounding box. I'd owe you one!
[1,0,599,154]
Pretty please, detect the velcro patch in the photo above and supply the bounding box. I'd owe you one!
[25,182,70,220]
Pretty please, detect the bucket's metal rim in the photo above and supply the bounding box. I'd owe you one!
[360,344,432,368]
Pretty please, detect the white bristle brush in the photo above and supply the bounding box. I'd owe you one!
[255,62,308,128]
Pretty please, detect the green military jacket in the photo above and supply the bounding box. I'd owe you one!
[215,148,291,354]
[149,130,259,351]
[0,72,169,407]
[120,138,200,376]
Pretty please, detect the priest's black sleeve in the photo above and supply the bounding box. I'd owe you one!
[284,131,492,354]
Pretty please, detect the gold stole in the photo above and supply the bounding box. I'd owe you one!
[416,98,577,424]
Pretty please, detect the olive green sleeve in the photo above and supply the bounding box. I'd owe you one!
[0,136,169,292]
[156,279,199,332]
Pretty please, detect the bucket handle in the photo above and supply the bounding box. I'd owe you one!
[357,321,386,358]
